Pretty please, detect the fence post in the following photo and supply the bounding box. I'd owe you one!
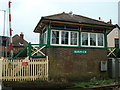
[46,56,48,81]
[0,57,3,90]
[28,43,31,59]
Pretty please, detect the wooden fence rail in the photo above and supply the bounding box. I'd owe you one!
[0,57,48,81]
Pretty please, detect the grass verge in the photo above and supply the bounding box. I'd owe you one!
[74,79,116,88]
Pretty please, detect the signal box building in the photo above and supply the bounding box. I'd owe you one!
[34,12,115,81]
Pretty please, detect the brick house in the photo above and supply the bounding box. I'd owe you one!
[34,12,115,81]
[0,33,28,57]
[0,36,9,57]
[107,24,120,48]
[12,32,28,57]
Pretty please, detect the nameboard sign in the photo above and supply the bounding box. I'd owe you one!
[72,50,88,54]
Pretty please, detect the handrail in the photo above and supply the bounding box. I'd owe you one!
[12,45,29,60]
[11,43,47,60]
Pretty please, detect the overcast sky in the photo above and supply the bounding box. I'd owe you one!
[0,0,119,44]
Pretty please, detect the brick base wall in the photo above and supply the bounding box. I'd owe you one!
[46,47,108,81]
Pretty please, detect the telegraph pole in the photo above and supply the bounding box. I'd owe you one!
[0,10,6,57]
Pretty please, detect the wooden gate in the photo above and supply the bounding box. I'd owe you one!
[0,57,48,81]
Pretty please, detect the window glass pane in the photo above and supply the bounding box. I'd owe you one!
[98,34,104,46]
[52,31,59,44]
[71,32,77,45]
[90,33,96,46]
[115,38,119,48]
[82,33,88,45]
[61,31,68,44]
[44,32,47,44]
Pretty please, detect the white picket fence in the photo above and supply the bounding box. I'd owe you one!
[0,56,48,81]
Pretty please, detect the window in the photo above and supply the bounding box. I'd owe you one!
[52,31,59,44]
[90,33,96,46]
[51,30,78,46]
[82,33,88,45]
[115,38,119,48]
[43,31,47,44]
[71,32,78,45]
[61,31,69,44]
[81,32,104,47]
[98,34,104,46]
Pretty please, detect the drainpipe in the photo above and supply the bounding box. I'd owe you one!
[116,24,120,50]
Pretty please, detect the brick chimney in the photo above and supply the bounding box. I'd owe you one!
[107,19,112,24]
[20,32,24,44]
[109,19,112,24]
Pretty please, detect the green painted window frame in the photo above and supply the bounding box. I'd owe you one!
[43,30,47,44]
[50,29,79,46]
[46,28,107,49]
[81,32,105,48]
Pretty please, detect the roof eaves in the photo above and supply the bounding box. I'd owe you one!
[80,22,115,28]
[115,24,120,30]
[33,18,44,32]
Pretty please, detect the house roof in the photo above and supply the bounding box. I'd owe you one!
[12,34,28,47]
[34,12,116,33]
[116,24,120,30]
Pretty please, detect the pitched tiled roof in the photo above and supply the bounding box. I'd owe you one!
[43,12,113,26]
[12,34,28,47]
[34,12,115,32]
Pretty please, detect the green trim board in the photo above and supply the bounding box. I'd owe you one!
[50,45,80,48]
[72,50,88,54]
[51,27,106,33]
[81,30,105,33]
[104,31,107,48]
[80,46,105,49]
[51,27,79,31]
[47,28,51,47]
[12,44,29,60]
[79,30,81,47]
[50,45,106,49]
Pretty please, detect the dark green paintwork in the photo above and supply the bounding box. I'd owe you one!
[72,50,88,54]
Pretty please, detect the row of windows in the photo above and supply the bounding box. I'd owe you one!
[81,33,104,47]
[42,30,105,47]
[51,30,78,46]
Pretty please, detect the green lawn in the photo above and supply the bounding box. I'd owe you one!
[74,79,116,88]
